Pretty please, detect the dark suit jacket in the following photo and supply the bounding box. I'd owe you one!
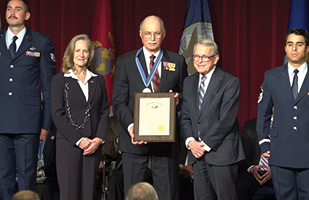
[101,118,122,173]
[51,72,109,145]
[0,27,56,133]
[112,49,188,155]
[180,67,245,165]
[257,63,309,168]
[239,118,261,172]
[39,124,57,182]
[237,118,273,199]
[36,124,59,198]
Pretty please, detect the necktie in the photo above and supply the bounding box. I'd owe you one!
[150,55,160,92]
[259,156,268,172]
[197,76,206,142]
[291,69,299,100]
[9,36,18,58]
[198,76,207,110]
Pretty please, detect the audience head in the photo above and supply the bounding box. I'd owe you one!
[62,34,94,73]
[126,182,158,200]
[11,190,40,200]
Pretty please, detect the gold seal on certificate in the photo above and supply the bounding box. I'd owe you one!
[158,125,164,131]
[134,93,176,142]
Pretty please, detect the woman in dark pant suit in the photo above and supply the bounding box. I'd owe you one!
[51,34,109,200]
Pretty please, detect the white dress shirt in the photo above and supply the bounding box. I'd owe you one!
[288,61,307,92]
[6,27,26,51]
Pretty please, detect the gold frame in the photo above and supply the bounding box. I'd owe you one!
[133,92,176,142]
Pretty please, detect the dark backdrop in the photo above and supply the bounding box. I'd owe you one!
[0,0,297,127]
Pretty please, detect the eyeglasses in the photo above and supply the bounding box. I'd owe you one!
[192,54,215,62]
[142,32,162,39]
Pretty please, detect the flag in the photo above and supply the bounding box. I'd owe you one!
[284,0,309,63]
[92,0,116,117]
[179,0,214,75]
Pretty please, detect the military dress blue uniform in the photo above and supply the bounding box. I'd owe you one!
[257,62,309,199]
[0,27,56,200]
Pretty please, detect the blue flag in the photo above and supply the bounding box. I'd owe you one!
[284,0,309,64]
[179,0,214,75]
[288,0,308,31]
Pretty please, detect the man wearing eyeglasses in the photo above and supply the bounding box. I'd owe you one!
[180,39,244,200]
[112,15,188,199]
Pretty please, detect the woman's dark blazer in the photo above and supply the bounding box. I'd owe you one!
[51,72,109,145]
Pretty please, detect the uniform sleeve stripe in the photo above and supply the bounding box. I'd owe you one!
[259,138,271,145]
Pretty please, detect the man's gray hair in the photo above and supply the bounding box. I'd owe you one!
[194,38,219,56]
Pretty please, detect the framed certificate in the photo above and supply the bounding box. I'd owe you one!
[133,92,176,142]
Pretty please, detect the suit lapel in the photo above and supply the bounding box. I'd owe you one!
[65,78,88,106]
[88,76,96,104]
[139,50,148,76]
[159,50,169,92]
[0,29,12,59]
[277,65,295,102]
[14,28,32,61]
[138,50,152,91]
[198,67,221,117]
[296,65,309,102]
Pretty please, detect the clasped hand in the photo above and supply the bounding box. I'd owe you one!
[188,140,205,159]
[79,137,102,155]
[250,165,272,185]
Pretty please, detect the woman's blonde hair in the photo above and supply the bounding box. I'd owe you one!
[62,34,94,73]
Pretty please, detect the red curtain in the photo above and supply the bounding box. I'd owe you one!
[0,0,294,127]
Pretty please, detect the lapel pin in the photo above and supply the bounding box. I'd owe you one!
[30,47,36,50]
[91,80,94,83]
[282,72,285,75]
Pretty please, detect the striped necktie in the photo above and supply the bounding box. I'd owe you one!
[197,76,206,142]
[198,76,207,110]
[259,156,268,172]
[150,55,160,92]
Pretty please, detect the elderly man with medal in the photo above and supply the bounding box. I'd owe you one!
[112,15,188,200]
